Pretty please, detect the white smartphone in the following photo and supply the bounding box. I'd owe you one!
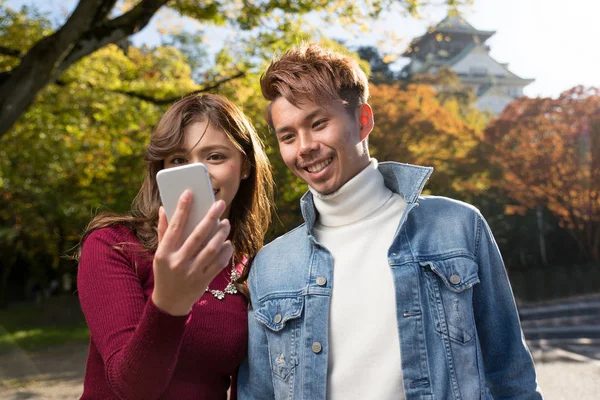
[156,163,216,241]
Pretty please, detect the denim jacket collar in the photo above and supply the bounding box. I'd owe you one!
[300,161,433,233]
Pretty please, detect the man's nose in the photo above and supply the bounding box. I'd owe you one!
[298,131,319,155]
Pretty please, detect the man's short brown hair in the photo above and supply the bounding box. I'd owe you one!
[260,43,369,129]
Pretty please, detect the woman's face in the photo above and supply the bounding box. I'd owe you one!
[163,120,248,220]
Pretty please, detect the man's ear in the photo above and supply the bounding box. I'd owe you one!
[358,103,374,141]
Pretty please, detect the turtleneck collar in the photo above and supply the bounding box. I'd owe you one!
[309,158,393,228]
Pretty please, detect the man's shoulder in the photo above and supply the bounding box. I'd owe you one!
[416,195,481,218]
[409,195,484,239]
[248,223,311,300]
[253,223,310,265]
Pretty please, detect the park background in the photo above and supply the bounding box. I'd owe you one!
[0,0,599,398]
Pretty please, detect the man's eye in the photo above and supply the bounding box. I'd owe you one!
[312,119,328,129]
[279,134,295,143]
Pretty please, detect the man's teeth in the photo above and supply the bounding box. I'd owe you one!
[307,158,332,173]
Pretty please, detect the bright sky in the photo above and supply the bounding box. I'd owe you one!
[7,0,600,98]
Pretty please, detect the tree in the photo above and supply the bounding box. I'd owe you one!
[0,39,198,304]
[0,0,474,305]
[356,45,395,83]
[368,82,489,201]
[407,66,490,130]
[0,10,369,302]
[485,86,600,261]
[0,0,471,139]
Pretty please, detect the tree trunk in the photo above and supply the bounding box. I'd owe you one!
[0,250,17,308]
[0,0,168,138]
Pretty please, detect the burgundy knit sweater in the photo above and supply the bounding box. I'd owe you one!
[77,225,248,400]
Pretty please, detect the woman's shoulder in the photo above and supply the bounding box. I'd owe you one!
[79,224,153,276]
[81,224,150,261]
[78,224,155,295]
[84,224,139,247]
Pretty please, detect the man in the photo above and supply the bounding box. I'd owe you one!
[238,43,542,399]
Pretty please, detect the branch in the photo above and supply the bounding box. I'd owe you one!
[0,72,10,86]
[0,0,168,138]
[93,0,119,22]
[55,0,169,78]
[194,71,247,94]
[0,0,124,137]
[0,46,22,58]
[112,71,247,105]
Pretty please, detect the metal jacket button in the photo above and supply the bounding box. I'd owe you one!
[449,274,461,285]
[274,313,282,324]
[312,342,322,353]
[316,276,327,286]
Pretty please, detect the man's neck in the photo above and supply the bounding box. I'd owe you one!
[309,159,393,228]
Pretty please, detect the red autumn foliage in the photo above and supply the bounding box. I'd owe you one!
[485,86,600,261]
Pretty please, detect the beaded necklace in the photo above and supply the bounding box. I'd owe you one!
[205,258,240,300]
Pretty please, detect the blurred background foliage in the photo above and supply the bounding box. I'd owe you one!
[0,0,598,314]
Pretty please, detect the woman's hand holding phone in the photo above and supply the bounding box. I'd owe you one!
[151,190,233,316]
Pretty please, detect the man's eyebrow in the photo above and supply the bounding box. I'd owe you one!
[274,109,324,135]
[274,125,293,135]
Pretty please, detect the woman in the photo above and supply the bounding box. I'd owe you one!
[77,94,273,399]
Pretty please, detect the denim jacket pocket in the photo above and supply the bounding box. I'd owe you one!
[255,296,304,380]
[421,257,480,344]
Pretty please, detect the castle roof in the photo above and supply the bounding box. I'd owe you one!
[403,13,495,58]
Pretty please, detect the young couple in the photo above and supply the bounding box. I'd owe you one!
[78,43,543,399]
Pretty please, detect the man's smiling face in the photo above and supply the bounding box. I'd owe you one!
[271,96,372,195]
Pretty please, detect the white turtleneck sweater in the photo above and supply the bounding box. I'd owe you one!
[311,159,406,399]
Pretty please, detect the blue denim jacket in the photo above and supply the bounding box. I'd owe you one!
[238,162,542,399]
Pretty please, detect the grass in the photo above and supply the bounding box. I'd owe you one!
[0,295,89,353]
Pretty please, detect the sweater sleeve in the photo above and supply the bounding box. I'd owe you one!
[77,227,189,400]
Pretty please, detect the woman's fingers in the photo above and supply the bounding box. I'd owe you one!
[197,240,233,284]
[179,200,226,256]
[156,195,231,294]
[190,221,233,280]
[159,190,192,251]
[157,206,167,245]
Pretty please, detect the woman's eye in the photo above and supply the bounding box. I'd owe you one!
[207,153,226,161]
[170,157,186,165]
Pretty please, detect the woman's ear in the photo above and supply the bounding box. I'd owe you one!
[358,104,374,141]
[241,160,251,179]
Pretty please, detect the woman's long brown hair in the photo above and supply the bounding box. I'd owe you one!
[79,94,274,298]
